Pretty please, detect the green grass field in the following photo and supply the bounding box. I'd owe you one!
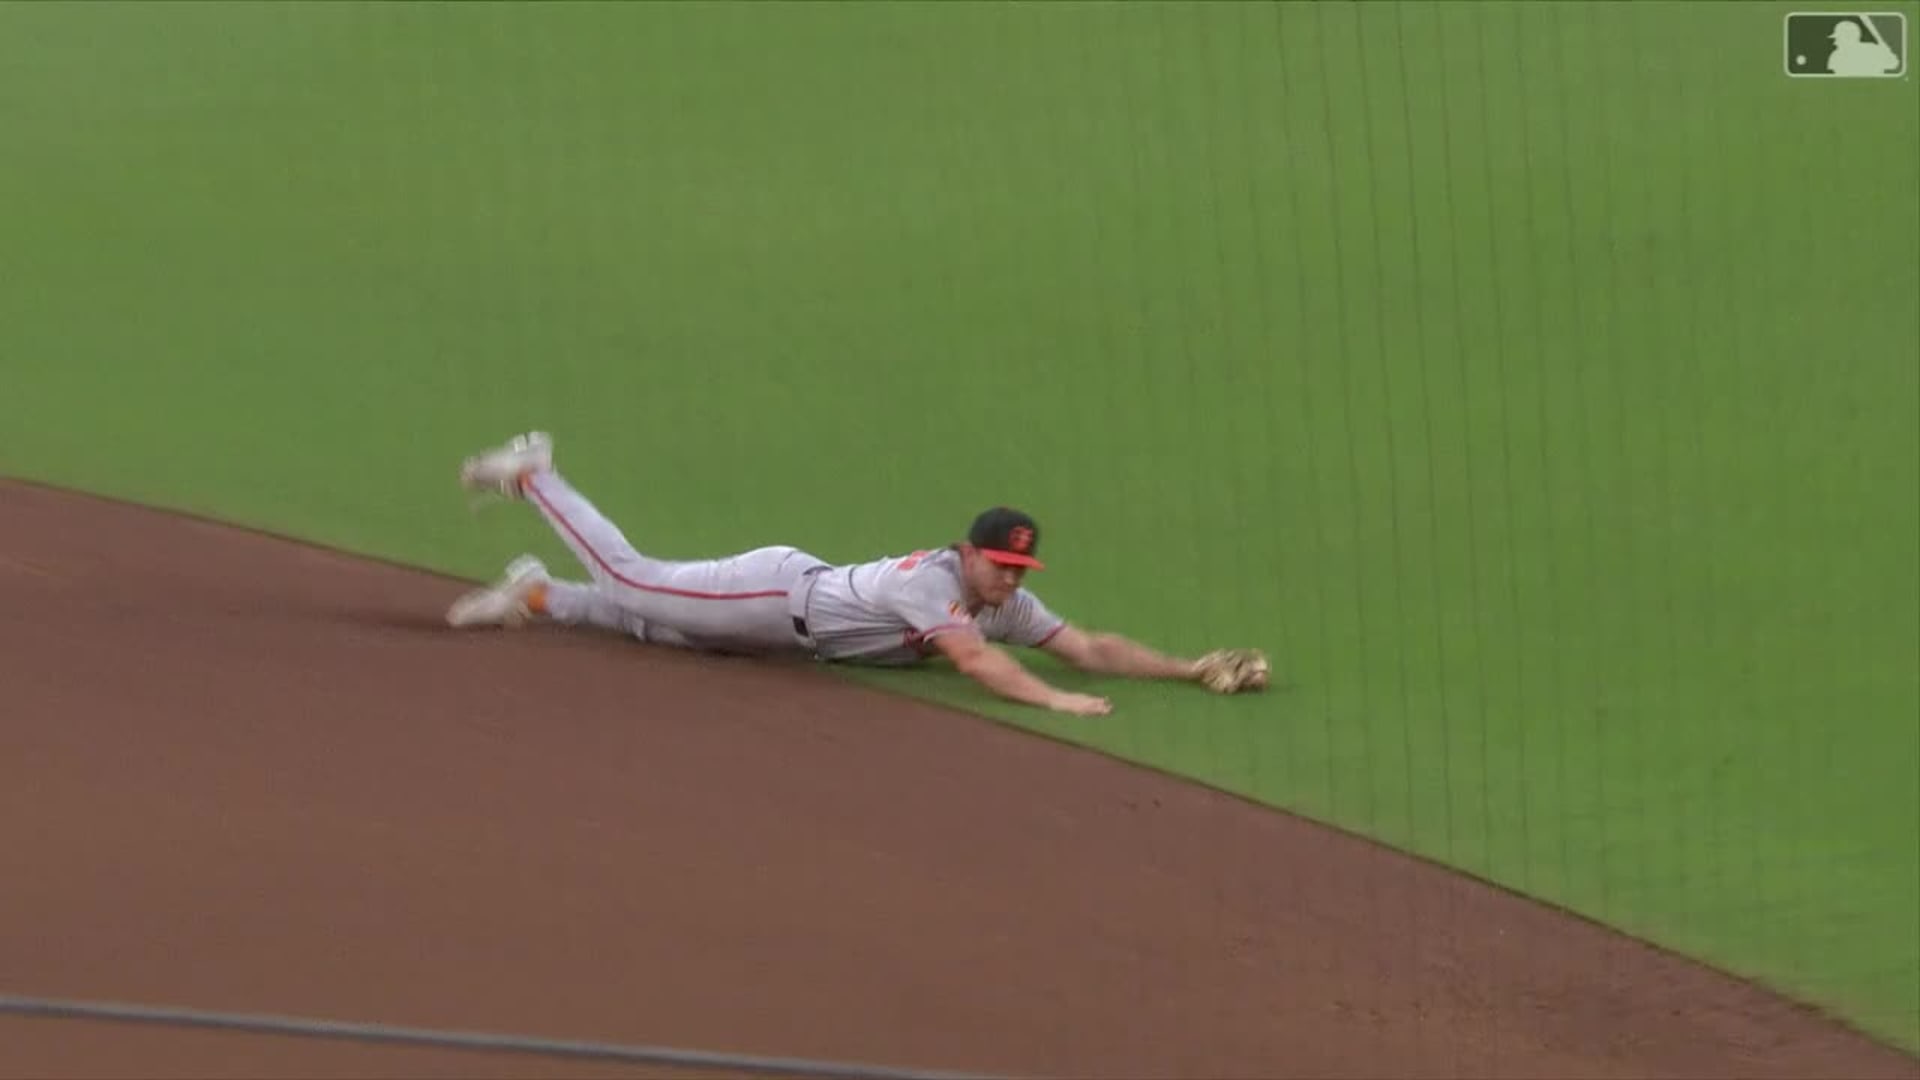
[3,0,1915,1052]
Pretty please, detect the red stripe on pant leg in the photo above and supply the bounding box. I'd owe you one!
[525,475,789,601]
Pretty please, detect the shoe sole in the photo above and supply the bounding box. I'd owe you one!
[459,433,553,498]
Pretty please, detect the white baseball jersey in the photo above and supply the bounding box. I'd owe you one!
[795,546,1066,665]
[522,468,1067,665]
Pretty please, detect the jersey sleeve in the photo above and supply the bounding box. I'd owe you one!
[882,565,980,641]
[990,588,1068,648]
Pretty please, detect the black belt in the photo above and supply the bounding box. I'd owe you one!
[791,564,830,645]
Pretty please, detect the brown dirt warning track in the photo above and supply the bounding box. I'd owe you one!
[1,476,1914,1080]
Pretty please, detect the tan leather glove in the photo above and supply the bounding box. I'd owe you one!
[1193,648,1271,694]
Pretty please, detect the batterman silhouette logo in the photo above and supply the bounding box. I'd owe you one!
[1785,12,1907,77]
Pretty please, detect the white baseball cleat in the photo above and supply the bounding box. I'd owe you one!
[446,555,551,629]
[459,431,553,499]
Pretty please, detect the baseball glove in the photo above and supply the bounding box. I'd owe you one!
[1194,648,1271,694]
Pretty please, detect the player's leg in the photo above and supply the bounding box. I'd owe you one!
[524,468,823,651]
[457,432,820,653]
[535,579,626,633]
[460,431,686,590]
[446,561,703,649]
[539,580,699,649]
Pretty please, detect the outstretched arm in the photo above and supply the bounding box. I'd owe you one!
[935,630,1112,715]
[1041,625,1271,693]
[1040,626,1200,681]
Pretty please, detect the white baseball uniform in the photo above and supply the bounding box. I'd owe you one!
[524,469,1067,662]
[792,548,1065,665]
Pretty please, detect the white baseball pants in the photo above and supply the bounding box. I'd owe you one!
[523,469,825,655]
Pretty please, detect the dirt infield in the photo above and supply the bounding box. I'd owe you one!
[1,477,1912,1080]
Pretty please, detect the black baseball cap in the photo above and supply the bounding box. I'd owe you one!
[967,507,1044,570]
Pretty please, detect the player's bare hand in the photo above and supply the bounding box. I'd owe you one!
[1049,692,1113,716]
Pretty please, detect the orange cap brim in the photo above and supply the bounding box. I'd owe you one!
[981,549,1044,570]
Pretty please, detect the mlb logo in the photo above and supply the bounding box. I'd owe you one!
[1784,12,1907,77]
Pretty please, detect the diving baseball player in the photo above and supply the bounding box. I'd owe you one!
[446,432,1270,715]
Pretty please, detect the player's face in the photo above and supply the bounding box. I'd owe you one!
[964,549,1026,606]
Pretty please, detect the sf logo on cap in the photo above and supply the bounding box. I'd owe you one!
[1009,526,1034,554]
